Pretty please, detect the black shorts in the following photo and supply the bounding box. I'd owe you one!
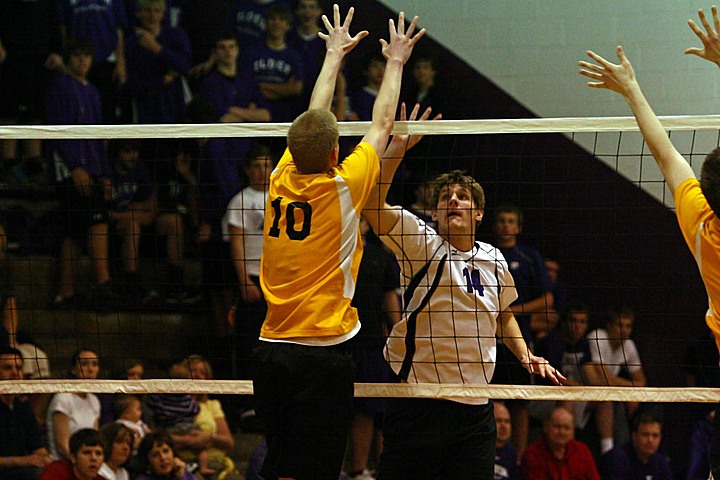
[377,398,496,480]
[253,341,355,480]
[55,181,109,242]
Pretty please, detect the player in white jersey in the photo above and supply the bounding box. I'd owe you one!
[363,103,565,479]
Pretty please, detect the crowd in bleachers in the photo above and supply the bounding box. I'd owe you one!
[0,1,716,480]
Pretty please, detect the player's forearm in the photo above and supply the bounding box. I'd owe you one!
[371,59,404,136]
[498,311,532,364]
[309,50,345,110]
[623,83,694,192]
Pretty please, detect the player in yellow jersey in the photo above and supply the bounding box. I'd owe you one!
[579,6,720,478]
[252,4,425,480]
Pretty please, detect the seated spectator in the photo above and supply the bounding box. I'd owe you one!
[99,358,147,426]
[287,0,325,109]
[403,51,446,117]
[134,432,197,480]
[173,355,239,480]
[686,410,714,480]
[494,402,520,480]
[530,307,559,346]
[99,423,133,480]
[114,394,151,453]
[240,4,304,122]
[585,307,646,455]
[599,412,672,480]
[0,347,51,480]
[521,407,600,480]
[407,177,435,226]
[544,257,568,314]
[108,140,156,305]
[46,350,101,460]
[125,0,191,124]
[46,38,116,309]
[350,52,385,121]
[40,428,105,480]
[145,362,210,476]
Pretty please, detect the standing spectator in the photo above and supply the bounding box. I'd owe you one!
[287,0,325,110]
[402,51,445,118]
[521,407,600,480]
[599,412,672,480]
[494,402,520,480]
[125,0,192,124]
[346,218,400,480]
[46,38,116,309]
[362,109,563,478]
[240,4,304,122]
[0,0,61,185]
[252,7,423,480]
[227,145,273,388]
[585,307,647,455]
[544,257,568,314]
[0,347,52,480]
[40,429,105,480]
[492,204,554,458]
[56,0,128,123]
[46,350,101,460]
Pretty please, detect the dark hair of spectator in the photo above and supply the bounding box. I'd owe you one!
[100,422,134,465]
[112,393,141,419]
[0,346,23,359]
[137,431,175,473]
[69,428,103,455]
[266,4,293,23]
[631,411,662,432]
[63,38,94,64]
[493,204,524,226]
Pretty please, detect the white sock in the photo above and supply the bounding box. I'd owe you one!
[600,437,614,454]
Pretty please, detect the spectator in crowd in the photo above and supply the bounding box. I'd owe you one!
[492,204,554,458]
[346,218,400,480]
[0,347,52,480]
[585,307,647,455]
[107,140,156,305]
[521,406,600,480]
[599,412,672,480]
[240,4,304,122]
[145,362,211,477]
[226,144,273,395]
[40,429,105,480]
[407,176,436,226]
[197,33,270,125]
[530,307,559,346]
[252,6,422,480]
[46,350,102,460]
[288,0,326,109]
[56,0,129,123]
[685,410,714,480]
[98,423,133,480]
[125,0,192,124]
[99,358,147,426]
[544,257,568,314]
[46,38,116,309]
[173,355,239,480]
[0,0,61,185]
[350,52,385,121]
[228,0,290,48]
[494,402,520,480]
[113,394,151,452]
[135,432,196,480]
[534,302,603,423]
[402,51,445,118]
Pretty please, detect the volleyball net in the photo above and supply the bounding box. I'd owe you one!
[0,116,719,405]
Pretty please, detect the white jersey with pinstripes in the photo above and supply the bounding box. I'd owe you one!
[381,209,518,405]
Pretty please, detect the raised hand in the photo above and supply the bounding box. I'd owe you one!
[389,102,441,152]
[686,6,720,67]
[578,46,638,96]
[318,4,369,56]
[380,12,426,65]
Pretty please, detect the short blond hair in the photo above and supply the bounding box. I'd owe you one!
[431,170,485,211]
[287,109,339,174]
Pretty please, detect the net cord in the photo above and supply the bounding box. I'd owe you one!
[3,115,720,139]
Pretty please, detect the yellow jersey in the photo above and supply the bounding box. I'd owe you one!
[259,142,379,341]
[676,178,720,350]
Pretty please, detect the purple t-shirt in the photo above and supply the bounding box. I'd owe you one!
[351,87,378,121]
[110,162,153,211]
[56,0,128,63]
[197,70,266,120]
[287,29,324,108]
[240,42,304,121]
[125,25,192,123]
[45,73,108,183]
[495,442,520,480]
